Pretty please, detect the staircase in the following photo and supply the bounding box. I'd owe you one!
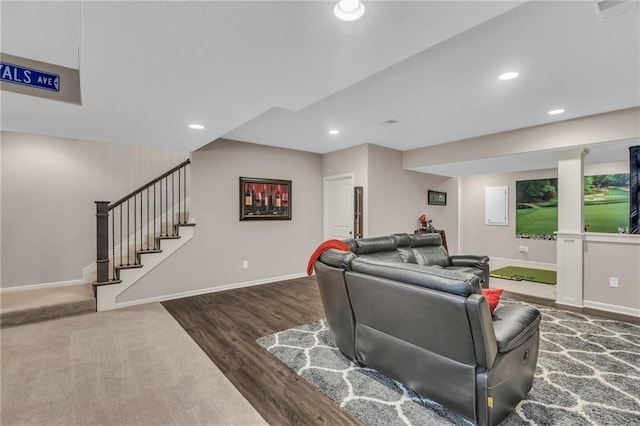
[93,159,194,311]
[0,159,194,326]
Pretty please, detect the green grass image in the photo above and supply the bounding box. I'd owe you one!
[516,187,630,236]
[584,201,629,233]
[516,206,558,235]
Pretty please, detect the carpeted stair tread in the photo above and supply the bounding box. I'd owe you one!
[1,284,96,328]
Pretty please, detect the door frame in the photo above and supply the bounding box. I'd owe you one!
[323,173,354,240]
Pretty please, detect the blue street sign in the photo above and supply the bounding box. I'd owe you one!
[0,62,60,92]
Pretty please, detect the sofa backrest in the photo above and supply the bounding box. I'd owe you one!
[392,233,417,263]
[409,233,450,267]
[351,235,402,262]
[345,259,493,414]
[344,258,496,415]
[350,258,481,296]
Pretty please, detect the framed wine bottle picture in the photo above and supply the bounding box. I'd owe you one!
[239,177,292,221]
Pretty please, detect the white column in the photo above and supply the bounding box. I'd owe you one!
[556,148,589,308]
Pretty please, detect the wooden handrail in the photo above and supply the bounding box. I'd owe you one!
[108,159,191,210]
[94,158,191,284]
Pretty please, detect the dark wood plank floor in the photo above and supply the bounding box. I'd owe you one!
[161,276,361,426]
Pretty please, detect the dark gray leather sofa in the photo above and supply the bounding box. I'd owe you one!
[315,242,541,426]
[343,233,491,288]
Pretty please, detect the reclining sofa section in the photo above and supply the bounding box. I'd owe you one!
[314,234,541,426]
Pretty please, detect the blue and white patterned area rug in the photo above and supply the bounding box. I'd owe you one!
[256,301,640,425]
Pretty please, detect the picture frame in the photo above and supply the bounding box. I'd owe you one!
[240,177,291,221]
[428,190,447,206]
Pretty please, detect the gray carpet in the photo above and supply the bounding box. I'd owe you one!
[1,284,96,327]
[257,301,640,425]
[1,302,267,426]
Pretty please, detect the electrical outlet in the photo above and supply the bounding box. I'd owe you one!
[242,260,249,269]
[609,277,619,288]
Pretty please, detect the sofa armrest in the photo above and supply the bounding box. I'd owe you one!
[449,255,489,269]
[466,294,498,369]
[492,304,541,353]
[318,249,357,270]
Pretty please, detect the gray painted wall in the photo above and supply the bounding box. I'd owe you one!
[459,160,639,314]
[1,131,186,288]
[367,144,459,252]
[584,239,640,312]
[322,143,459,252]
[118,139,323,302]
[459,168,559,264]
[322,144,369,236]
[459,161,632,264]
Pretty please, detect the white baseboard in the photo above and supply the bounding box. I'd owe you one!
[490,257,556,271]
[110,272,308,310]
[0,278,87,293]
[583,299,640,318]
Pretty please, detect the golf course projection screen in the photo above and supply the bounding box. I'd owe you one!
[515,173,630,239]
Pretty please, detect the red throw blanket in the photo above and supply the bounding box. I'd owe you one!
[307,240,351,275]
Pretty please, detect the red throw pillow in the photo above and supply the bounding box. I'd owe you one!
[481,288,504,314]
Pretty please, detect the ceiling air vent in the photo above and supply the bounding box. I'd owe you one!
[594,0,638,21]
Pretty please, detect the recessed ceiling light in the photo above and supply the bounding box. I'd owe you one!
[548,109,565,115]
[498,71,519,80]
[189,123,205,130]
[334,0,365,21]
[328,129,340,135]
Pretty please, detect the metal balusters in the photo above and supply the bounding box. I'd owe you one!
[165,176,169,236]
[147,188,150,250]
[171,173,175,235]
[136,192,144,255]
[127,200,131,266]
[153,182,157,249]
[133,195,136,263]
[111,210,115,280]
[160,176,164,236]
[94,159,190,284]
[119,206,123,267]
[178,169,182,224]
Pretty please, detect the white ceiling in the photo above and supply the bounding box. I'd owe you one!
[2,1,639,175]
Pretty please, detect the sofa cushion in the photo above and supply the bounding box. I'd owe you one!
[412,245,450,267]
[393,233,417,263]
[492,304,541,353]
[409,233,450,267]
[360,251,403,262]
[350,258,481,297]
[446,266,484,280]
[354,236,397,254]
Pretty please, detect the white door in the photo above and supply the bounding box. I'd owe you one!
[324,174,354,240]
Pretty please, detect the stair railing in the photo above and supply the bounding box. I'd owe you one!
[94,159,191,284]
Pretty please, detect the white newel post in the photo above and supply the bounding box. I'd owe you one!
[555,148,589,308]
